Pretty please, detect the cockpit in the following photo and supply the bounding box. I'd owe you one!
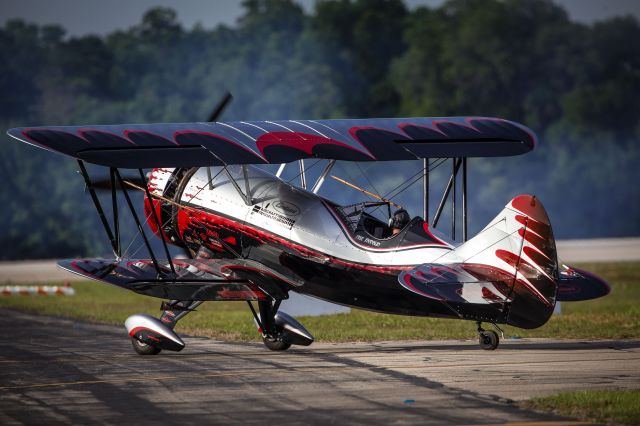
[329,201,452,248]
[333,201,398,239]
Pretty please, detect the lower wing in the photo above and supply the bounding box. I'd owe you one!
[58,258,298,301]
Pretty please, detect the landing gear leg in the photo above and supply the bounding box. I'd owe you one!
[160,299,203,329]
[477,321,499,350]
[127,248,211,355]
[248,300,291,351]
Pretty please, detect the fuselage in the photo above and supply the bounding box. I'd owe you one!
[143,165,475,318]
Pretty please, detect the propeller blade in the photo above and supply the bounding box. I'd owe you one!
[207,91,233,122]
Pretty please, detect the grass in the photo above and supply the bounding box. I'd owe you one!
[0,261,638,342]
[524,390,640,425]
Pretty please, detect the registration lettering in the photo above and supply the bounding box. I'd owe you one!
[355,234,381,247]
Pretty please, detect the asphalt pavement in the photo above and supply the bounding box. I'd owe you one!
[2,310,639,425]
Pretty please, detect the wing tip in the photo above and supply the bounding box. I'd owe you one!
[6,127,23,138]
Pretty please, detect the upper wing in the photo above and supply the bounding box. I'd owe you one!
[7,117,536,168]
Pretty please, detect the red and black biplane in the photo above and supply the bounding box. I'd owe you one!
[7,95,609,354]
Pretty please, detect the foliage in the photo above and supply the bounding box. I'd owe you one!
[0,0,639,259]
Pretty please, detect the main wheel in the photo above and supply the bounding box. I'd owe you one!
[262,337,291,351]
[131,337,162,355]
[479,330,499,350]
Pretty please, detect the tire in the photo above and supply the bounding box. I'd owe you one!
[479,330,499,350]
[262,337,291,351]
[131,337,162,355]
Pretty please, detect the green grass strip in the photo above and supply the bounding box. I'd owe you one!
[525,390,640,425]
[1,261,638,342]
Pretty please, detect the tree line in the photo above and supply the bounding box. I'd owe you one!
[1,0,638,259]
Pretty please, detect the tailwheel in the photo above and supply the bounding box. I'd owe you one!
[131,337,162,355]
[477,321,500,350]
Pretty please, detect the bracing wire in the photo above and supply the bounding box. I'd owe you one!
[366,158,448,216]
[356,162,381,199]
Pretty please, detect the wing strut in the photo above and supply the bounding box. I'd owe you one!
[298,160,307,189]
[221,165,251,206]
[202,146,253,206]
[422,158,429,221]
[77,160,120,258]
[430,157,469,242]
[311,160,336,194]
[432,158,462,231]
[242,165,252,204]
[114,168,163,276]
[109,168,121,257]
[138,168,176,275]
[462,158,468,241]
[452,158,457,239]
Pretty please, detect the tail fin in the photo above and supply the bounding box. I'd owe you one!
[451,195,559,328]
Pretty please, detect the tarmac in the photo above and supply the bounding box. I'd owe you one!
[1,310,639,425]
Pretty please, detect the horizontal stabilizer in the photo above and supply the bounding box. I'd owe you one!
[399,263,513,324]
[8,117,536,168]
[557,266,610,301]
[58,258,296,301]
[399,263,513,304]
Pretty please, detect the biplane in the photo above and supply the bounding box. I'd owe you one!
[7,94,610,354]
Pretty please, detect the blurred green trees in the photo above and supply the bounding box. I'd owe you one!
[1,0,638,259]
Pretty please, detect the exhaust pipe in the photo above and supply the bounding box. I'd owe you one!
[125,314,185,352]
